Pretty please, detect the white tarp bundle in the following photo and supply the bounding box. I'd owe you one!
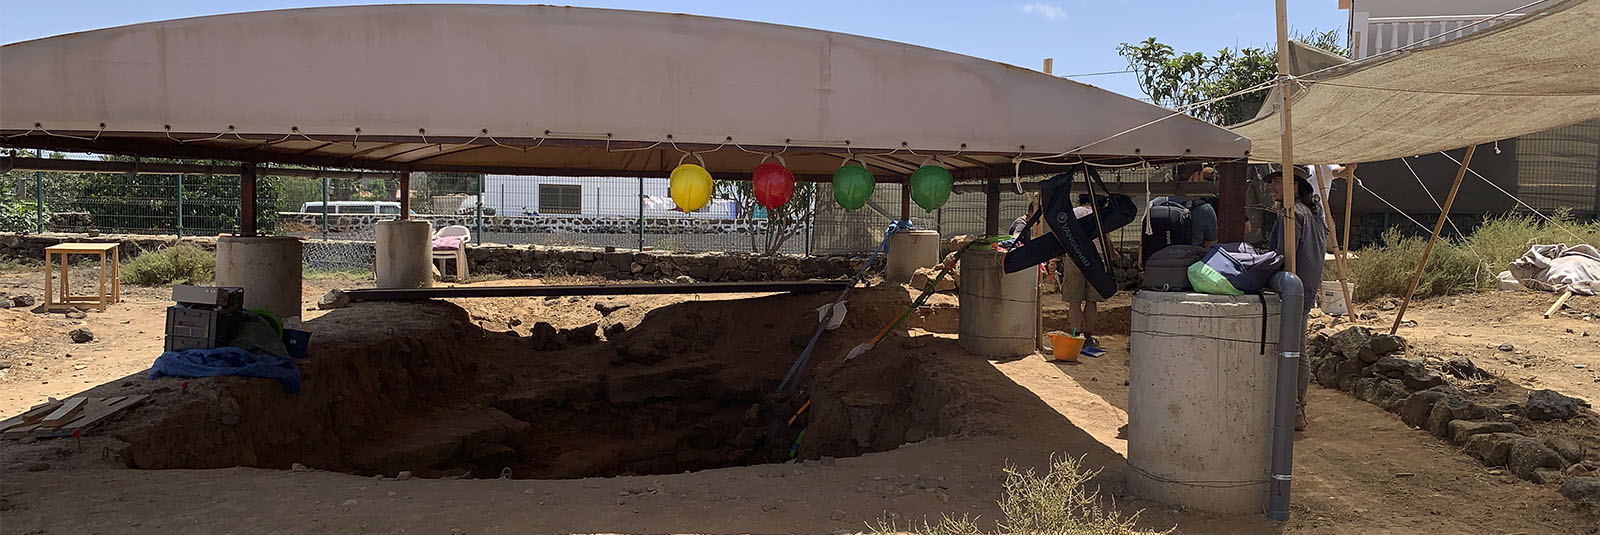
[1498,244,1600,295]
[1232,0,1600,164]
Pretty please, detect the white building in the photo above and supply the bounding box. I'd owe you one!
[479,175,739,219]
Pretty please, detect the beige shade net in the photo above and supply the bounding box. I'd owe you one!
[1231,0,1600,165]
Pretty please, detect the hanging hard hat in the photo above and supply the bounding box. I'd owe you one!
[669,153,713,213]
[832,161,874,211]
[752,157,796,210]
[909,163,952,211]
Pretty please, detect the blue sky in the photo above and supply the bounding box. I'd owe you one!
[0,1,1348,100]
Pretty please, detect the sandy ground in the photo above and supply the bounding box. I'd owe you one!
[1,266,1597,534]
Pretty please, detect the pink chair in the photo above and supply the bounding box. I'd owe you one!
[431,225,470,280]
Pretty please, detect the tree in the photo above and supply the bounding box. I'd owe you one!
[715,180,817,256]
[1117,29,1347,125]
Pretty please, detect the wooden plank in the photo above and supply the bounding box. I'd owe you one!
[0,400,62,434]
[1545,289,1575,319]
[39,397,87,428]
[345,280,852,301]
[41,395,150,437]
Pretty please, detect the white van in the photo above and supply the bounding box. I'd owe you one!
[299,201,407,215]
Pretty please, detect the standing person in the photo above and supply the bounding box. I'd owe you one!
[1060,193,1111,348]
[1265,169,1327,431]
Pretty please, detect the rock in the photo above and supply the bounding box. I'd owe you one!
[68,328,94,343]
[396,470,413,480]
[1334,359,1370,390]
[507,317,522,328]
[603,322,626,338]
[1443,356,1483,379]
[1425,397,1497,437]
[1448,420,1519,444]
[562,323,600,345]
[831,509,849,521]
[340,499,358,507]
[1464,432,1523,466]
[528,322,561,351]
[1498,343,1514,352]
[317,289,350,309]
[1525,389,1583,421]
[1371,379,1413,412]
[1326,326,1373,360]
[10,295,35,307]
[1558,477,1600,505]
[909,266,957,292]
[291,463,311,472]
[1366,334,1407,357]
[1508,439,1566,480]
[1545,436,1586,465]
[673,275,694,284]
[1401,367,1446,391]
[1313,355,1346,387]
[1356,311,1378,320]
[594,302,631,316]
[64,309,87,320]
[1400,390,1450,428]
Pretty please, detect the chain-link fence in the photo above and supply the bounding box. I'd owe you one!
[6,161,1265,266]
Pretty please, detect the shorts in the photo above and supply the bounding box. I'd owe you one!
[1058,259,1106,303]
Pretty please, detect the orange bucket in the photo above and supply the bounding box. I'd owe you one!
[1050,332,1084,362]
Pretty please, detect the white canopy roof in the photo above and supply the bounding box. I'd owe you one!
[1,4,1247,181]
[1232,0,1600,165]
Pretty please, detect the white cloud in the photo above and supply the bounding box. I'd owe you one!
[1019,2,1068,22]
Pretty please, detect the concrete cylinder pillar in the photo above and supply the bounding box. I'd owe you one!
[376,220,434,289]
[216,236,303,320]
[1127,291,1281,514]
[884,229,941,284]
[957,248,1036,357]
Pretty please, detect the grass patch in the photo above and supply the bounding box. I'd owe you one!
[1349,213,1600,301]
[871,455,1162,535]
[119,245,216,286]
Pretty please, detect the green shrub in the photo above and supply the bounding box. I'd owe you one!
[1349,213,1600,300]
[120,245,216,286]
[871,455,1162,535]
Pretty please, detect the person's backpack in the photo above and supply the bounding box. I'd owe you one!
[1141,198,1205,263]
[1200,242,1285,294]
[1143,245,1207,291]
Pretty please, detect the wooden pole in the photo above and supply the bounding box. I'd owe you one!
[240,162,257,237]
[1390,145,1476,334]
[1335,174,1357,316]
[398,171,412,220]
[1275,0,1296,272]
[1544,288,1574,319]
[984,180,1001,236]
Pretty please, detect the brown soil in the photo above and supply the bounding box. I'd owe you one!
[1,270,1597,534]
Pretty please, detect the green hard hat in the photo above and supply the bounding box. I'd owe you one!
[909,165,952,212]
[832,165,875,211]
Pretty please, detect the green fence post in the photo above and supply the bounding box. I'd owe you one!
[475,174,484,245]
[320,173,329,240]
[176,173,185,238]
[34,171,43,233]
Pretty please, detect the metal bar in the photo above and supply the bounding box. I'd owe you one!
[344,280,851,301]
[176,173,185,239]
[637,175,646,251]
[34,170,43,233]
[475,174,484,245]
[953,180,1219,197]
[1,156,376,180]
[240,162,257,237]
[320,174,329,240]
[1391,145,1476,335]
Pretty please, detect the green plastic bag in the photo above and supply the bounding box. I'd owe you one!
[1187,261,1243,296]
[832,165,875,211]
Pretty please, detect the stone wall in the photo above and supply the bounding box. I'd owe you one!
[0,233,875,282]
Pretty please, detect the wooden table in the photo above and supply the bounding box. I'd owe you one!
[44,242,120,312]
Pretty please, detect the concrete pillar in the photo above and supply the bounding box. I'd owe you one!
[957,248,1036,357]
[376,220,434,289]
[216,236,302,320]
[1127,291,1281,514]
[884,229,940,284]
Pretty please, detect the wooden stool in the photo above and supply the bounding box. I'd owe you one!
[44,242,121,312]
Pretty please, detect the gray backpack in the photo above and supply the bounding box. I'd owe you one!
[1143,245,1208,291]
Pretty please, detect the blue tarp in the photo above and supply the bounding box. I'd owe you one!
[149,346,301,393]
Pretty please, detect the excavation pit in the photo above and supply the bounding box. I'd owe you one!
[112,293,960,479]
